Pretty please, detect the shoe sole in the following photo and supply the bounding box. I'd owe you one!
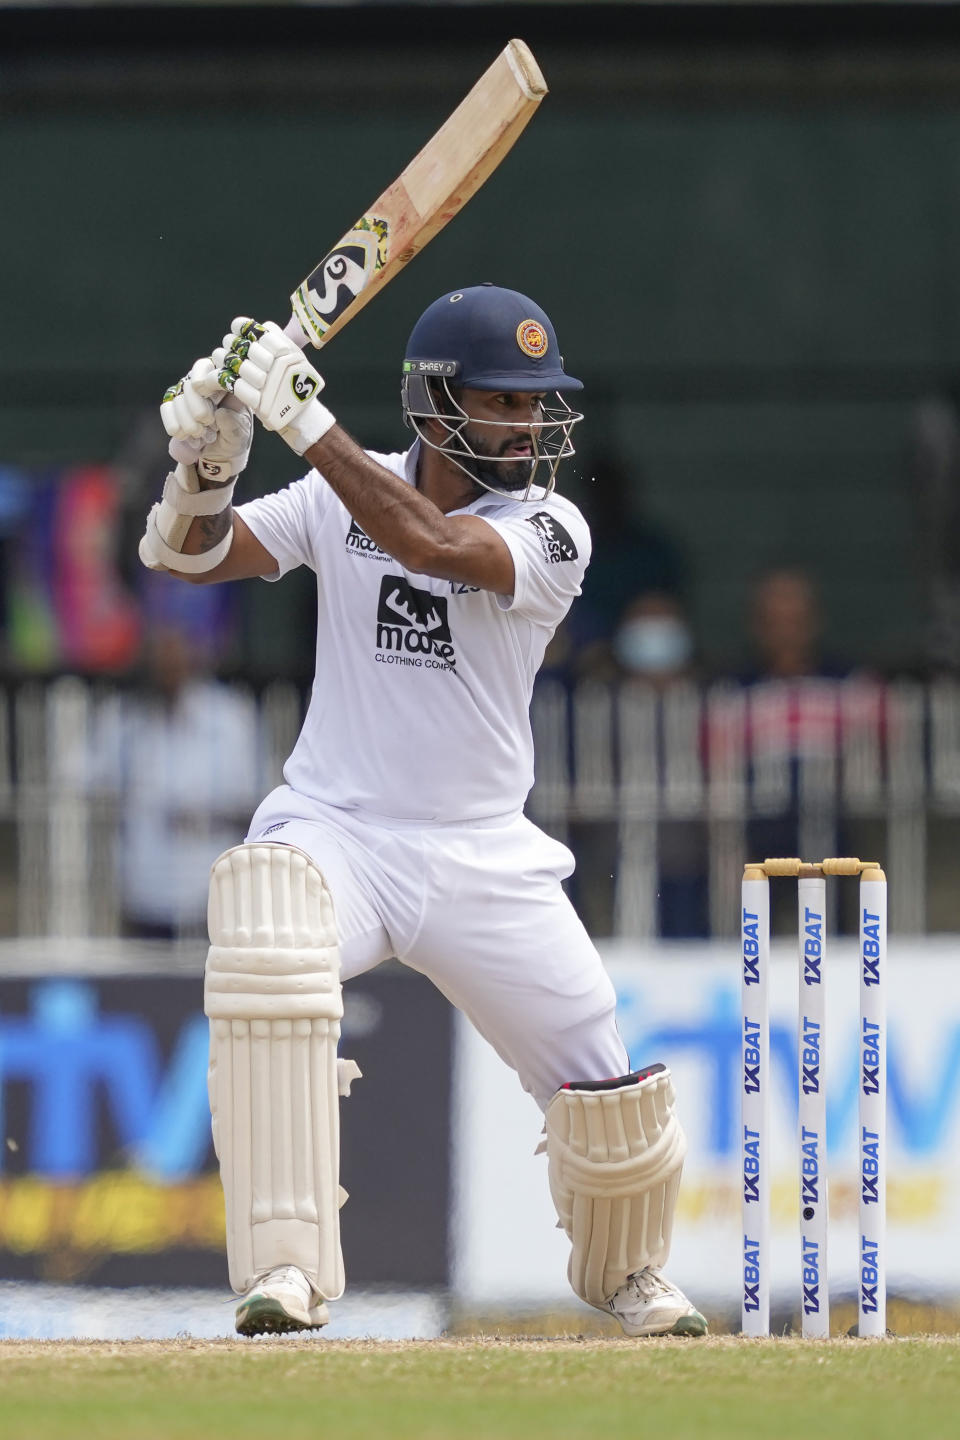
[235,1295,328,1338]
[668,1309,708,1337]
[617,1308,709,1339]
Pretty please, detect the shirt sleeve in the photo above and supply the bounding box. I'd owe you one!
[235,470,328,581]
[481,501,592,627]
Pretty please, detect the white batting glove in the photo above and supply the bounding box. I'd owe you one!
[163,348,254,481]
[218,318,336,456]
[160,356,222,445]
[169,398,254,483]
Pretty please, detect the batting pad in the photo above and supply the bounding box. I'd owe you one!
[545,1064,687,1307]
[205,843,352,1301]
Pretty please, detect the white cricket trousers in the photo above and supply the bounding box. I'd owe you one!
[247,787,628,1109]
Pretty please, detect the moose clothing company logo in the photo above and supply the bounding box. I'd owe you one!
[375,575,456,671]
[526,511,578,563]
[345,520,391,561]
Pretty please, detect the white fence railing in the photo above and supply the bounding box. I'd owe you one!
[0,677,302,941]
[526,674,958,938]
[1,674,956,941]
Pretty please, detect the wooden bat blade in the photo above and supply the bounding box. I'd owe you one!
[288,39,547,350]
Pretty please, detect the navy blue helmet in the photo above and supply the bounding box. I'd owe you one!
[401,284,583,499]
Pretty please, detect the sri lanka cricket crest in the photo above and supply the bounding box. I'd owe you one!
[292,215,390,346]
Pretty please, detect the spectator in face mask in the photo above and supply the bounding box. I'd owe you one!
[612,593,696,687]
[577,591,697,688]
[539,453,686,682]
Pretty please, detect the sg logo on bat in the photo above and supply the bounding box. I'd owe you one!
[294,215,389,345]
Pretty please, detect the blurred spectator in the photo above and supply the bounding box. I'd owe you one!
[543,452,686,679]
[578,590,696,687]
[723,565,875,932]
[741,565,847,683]
[89,577,262,939]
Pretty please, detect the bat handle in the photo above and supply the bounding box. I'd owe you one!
[284,313,310,348]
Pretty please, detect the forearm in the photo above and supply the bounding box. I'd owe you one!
[170,510,278,585]
[219,318,452,570]
[180,487,234,558]
[304,427,447,572]
[166,485,234,584]
[142,458,276,586]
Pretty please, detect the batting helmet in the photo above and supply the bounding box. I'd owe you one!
[403,284,583,393]
[401,284,583,499]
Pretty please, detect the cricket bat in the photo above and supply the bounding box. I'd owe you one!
[284,39,547,349]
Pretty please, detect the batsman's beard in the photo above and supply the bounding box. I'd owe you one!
[457,427,537,493]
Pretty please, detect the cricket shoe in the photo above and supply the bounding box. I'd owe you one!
[602,1267,707,1338]
[235,1265,330,1337]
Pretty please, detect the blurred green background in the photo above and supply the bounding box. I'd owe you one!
[6,1,960,676]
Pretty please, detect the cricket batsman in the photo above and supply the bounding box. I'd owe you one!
[140,283,707,1339]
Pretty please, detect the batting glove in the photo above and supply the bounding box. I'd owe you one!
[161,357,222,444]
[218,317,336,456]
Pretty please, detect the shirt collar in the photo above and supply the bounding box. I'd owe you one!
[403,439,422,487]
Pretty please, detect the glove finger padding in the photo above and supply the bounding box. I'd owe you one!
[161,357,222,442]
[228,316,265,344]
[243,337,283,377]
[187,356,225,398]
[232,375,267,414]
[217,316,335,457]
[545,1064,687,1308]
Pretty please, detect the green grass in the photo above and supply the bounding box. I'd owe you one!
[0,1337,958,1440]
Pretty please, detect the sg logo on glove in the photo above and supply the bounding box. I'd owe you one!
[292,373,319,404]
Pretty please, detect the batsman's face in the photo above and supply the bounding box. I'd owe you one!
[458,388,545,492]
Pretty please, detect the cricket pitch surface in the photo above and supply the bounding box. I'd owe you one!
[0,1335,957,1440]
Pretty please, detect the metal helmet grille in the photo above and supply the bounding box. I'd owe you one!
[401,285,584,500]
[401,372,582,501]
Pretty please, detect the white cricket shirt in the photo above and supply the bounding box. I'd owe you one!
[236,443,590,822]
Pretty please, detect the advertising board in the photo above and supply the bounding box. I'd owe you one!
[453,940,960,1315]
